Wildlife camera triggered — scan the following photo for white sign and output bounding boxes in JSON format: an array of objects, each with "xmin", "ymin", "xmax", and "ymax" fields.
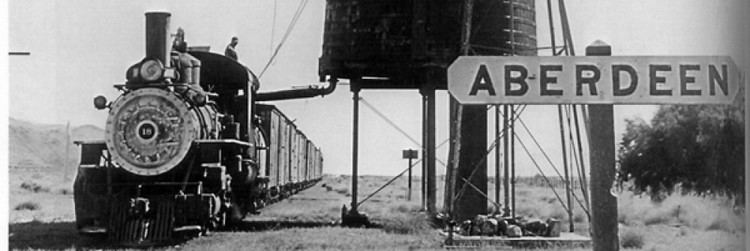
[{"xmin": 448, "ymin": 56, "xmax": 741, "ymax": 104}]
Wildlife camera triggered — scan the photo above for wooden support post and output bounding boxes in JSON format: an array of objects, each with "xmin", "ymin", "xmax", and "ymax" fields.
[
  {"xmin": 745, "ymin": 56, "xmax": 749, "ymax": 251},
  {"xmin": 408, "ymin": 157, "xmax": 413, "ymax": 201},
  {"xmin": 421, "ymin": 86, "xmax": 436, "ymax": 212},
  {"xmin": 503, "ymin": 104, "xmax": 510, "ymax": 216},
  {"xmin": 586, "ymin": 41, "xmax": 618, "ymax": 251},
  {"xmin": 422, "ymin": 92, "xmax": 428, "ymax": 210},
  {"xmin": 445, "ymin": 97, "xmax": 460, "ymax": 215},
  {"xmin": 426, "ymin": 87, "xmax": 436, "ymax": 213},
  {"xmin": 510, "ymin": 105, "xmax": 516, "ymax": 218},
  {"xmin": 495, "ymin": 106, "xmax": 501, "ymax": 212},
  {"xmin": 558, "ymin": 105, "xmax": 574, "ymax": 232},
  {"xmin": 351, "ymin": 87, "xmax": 360, "ymax": 212}
]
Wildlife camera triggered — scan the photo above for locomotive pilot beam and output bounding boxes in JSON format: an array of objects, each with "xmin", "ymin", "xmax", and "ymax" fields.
[{"xmin": 74, "ymin": 12, "xmax": 332, "ymax": 245}]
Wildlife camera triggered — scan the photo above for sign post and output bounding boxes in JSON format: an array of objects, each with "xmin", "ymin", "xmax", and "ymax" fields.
[
  {"xmin": 585, "ymin": 40, "xmax": 619, "ymax": 251},
  {"xmin": 447, "ymin": 40, "xmax": 743, "ymax": 251},
  {"xmin": 403, "ymin": 149, "xmax": 418, "ymax": 201}
]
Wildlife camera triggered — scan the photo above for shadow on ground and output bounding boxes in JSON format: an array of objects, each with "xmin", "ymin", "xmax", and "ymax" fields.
[
  {"xmin": 228, "ymin": 220, "xmax": 336, "ymax": 232},
  {"xmin": 9, "ymin": 221, "xmax": 111, "ymax": 250},
  {"xmin": 9, "ymin": 219, "xmax": 374, "ymax": 249}
]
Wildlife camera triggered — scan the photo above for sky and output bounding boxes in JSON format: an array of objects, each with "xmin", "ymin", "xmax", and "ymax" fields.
[{"xmin": 6, "ymin": 0, "xmax": 749, "ymax": 177}]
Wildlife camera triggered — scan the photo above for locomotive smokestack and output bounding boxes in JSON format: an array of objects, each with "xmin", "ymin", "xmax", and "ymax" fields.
[{"xmin": 145, "ymin": 12, "xmax": 171, "ymax": 67}]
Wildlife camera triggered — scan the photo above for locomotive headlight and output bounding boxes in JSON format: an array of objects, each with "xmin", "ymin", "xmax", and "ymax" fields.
[
  {"xmin": 139, "ymin": 59, "xmax": 164, "ymax": 82},
  {"xmin": 93, "ymin": 95, "xmax": 108, "ymax": 110}
]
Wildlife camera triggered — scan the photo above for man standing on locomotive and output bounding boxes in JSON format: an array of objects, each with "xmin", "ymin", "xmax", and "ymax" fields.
[{"xmin": 225, "ymin": 36, "xmax": 239, "ymax": 60}]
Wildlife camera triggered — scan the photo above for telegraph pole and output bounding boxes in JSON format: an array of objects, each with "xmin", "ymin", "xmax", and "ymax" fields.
[{"xmin": 64, "ymin": 121, "xmax": 71, "ymax": 181}]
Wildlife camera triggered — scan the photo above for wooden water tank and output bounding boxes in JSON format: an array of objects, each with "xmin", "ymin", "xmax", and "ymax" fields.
[{"xmin": 318, "ymin": 0, "xmax": 536, "ymax": 89}]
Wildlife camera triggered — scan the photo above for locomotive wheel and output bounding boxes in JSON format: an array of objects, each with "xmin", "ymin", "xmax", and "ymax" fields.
[
  {"xmin": 217, "ymin": 201, "xmax": 244, "ymax": 230},
  {"xmin": 228, "ymin": 203, "xmax": 244, "ymax": 224}
]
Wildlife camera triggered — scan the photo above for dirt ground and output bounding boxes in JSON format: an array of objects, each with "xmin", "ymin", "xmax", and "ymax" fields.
[{"xmin": 8, "ymin": 170, "xmax": 746, "ymax": 250}]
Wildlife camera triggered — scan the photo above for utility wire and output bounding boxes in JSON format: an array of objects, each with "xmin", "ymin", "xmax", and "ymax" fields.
[
  {"xmin": 356, "ymin": 157, "xmax": 423, "ymax": 207},
  {"xmin": 513, "ymin": 132, "xmax": 570, "ymax": 213},
  {"xmin": 460, "ymin": 177, "xmax": 502, "ymax": 210},
  {"xmin": 516, "ymin": 116, "xmax": 566, "ymax": 181},
  {"xmin": 359, "ymin": 98, "xmax": 421, "ymax": 147},
  {"xmin": 270, "ymin": 0, "xmax": 278, "ymax": 56},
  {"xmin": 359, "ymin": 97, "xmax": 449, "ymax": 167},
  {"xmin": 259, "ymin": 0, "xmax": 309, "ymax": 79}
]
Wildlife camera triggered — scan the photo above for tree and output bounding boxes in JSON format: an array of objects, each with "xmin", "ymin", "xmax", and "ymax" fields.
[{"xmin": 617, "ymin": 104, "xmax": 744, "ymax": 202}]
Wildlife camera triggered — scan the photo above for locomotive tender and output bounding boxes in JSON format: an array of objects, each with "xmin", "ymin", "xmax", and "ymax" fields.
[{"xmin": 74, "ymin": 12, "xmax": 335, "ymax": 244}]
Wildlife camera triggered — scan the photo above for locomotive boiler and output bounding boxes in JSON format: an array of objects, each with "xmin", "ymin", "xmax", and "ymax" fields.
[{"xmin": 74, "ymin": 12, "xmax": 335, "ymax": 244}]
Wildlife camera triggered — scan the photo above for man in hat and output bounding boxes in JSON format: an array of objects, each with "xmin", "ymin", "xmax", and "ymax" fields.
[{"xmin": 225, "ymin": 36, "xmax": 239, "ymax": 60}]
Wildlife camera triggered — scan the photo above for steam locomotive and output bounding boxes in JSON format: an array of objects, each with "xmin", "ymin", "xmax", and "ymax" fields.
[{"xmin": 73, "ymin": 12, "xmax": 336, "ymax": 244}]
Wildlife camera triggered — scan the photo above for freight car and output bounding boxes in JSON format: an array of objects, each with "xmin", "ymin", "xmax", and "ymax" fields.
[
  {"xmin": 257, "ymin": 104, "xmax": 324, "ymax": 201},
  {"xmin": 73, "ymin": 12, "xmax": 334, "ymax": 245}
]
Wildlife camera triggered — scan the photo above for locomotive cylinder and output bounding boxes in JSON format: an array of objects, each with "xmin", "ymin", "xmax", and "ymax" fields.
[{"xmin": 145, "ymin": 12, "xmax": 171, "ymax": 67}]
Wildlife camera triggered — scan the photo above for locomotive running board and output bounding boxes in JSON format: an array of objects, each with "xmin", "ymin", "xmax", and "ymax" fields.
[
  {"xmin": 194, "ymin": 139, "xmax": 253, "ymax": 147},
  {"xmin": 80, "ymin": 226, "xmax": 107, "ymax": 234},
  {"xmin": 173, "ymin": 225, "xmax": 202, "ymax": 232}
]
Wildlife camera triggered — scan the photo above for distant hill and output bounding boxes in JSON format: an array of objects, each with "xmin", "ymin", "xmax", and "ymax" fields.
[{"xmin": 9, "ymin": 118, "xmax": 104, "ymax": 171}]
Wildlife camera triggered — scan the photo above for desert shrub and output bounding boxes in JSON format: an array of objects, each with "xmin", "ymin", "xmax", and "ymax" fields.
[
  {"xmin": 59, "ymin": 188, "xmax": 71, "ymax": 195},
  {"xmin": 618, "ymin": 213, "xmax": 630, "ymax": 225},
  {"xmin": 15, "ymin": 201, "xmax": 40, "ymax": 211},
  {"xmin": 643, "ymin": 211, "xmax": 670, "ymax": 226},
  {"xmin": 620, "ymin": 229, "xmax": 644, "ymax": 249},
  {"xmin": 392, "ymin": 204, "xmax": 410, "ymax": 214},
  {"xmin": 334, "ymin": 187, "xmax": 349, "ymax": 195},
  {"xmin": 516, "ymin": 190, "xmax": 530, "ymax": 197},
  {"xmin": 549, "ymin": 207, "xmax": 567, "ymax": 220},
  {"xmin": 389, "ymin": 203, "xmax": 421, "ymax": 214},
  {"xmin": 545, "ymin": 197, "xmax": 557, "ymax": 204},
  {"xmin": 20, "ymin": 181, "xmax": 49, "ymax": 193},
  {"xmin": 679, "ymin": 227, "xmax": 689, "ymax": 236},
  {"xmin": 380, "ymin": 213, "xmax": 432, "ymax": 234},
  {"xmin": 618, "ymin": 187, "xmax": 746, "ymax": 232},
  {"xmin": 515, "ymin": 206, "xmax": 539, "ymax": 218},
  {"xmin": 706, "ymin": 217, "xmax": 731, "ymax": 231},
  {"xmin": 573, "ymin": 212, "xmax": 586, "ymax": 223}
]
